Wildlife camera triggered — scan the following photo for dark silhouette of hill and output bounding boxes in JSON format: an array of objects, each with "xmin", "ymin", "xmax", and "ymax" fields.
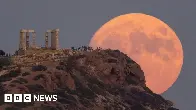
[{"xmin": 0, "ymin": 49, "xmax": 178, "ymax": 110}]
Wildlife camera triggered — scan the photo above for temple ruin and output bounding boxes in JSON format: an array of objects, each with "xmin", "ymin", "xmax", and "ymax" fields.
[
  {"xmin": 18, "ymin": 29, "xmax": 60, "ymax": 55},
  {"xmin": 19, "ymin": 29, "xmax": 36, "ymax": 50},
  {"xmin": 45, "ymin": 29, "xmax": 59, "ymax": 50}
]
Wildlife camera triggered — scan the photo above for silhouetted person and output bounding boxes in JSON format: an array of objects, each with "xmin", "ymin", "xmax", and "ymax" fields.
[
  {"xmin": 71, "ymin": 47, "xmax": 75, "ymax": 50},
  {"xmin": 78, "ymin": 47, "xmax": 81, "ymax": 50},
  {"xmin": 83, "ymin": 46, "xmax": 87, "ymax": 51},
  {"xmin": 87, "ymin": 46, "xmax": 93, "ymax": 51},
  {"xmin": 0, "ymin": 50, "xmax": 5, "ymax": 56}
]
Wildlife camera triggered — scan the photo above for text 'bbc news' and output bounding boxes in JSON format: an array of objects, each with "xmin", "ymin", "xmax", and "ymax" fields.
[{"xmin": 4, "ymin": 94, "xmax": 57, "ymax": 102}]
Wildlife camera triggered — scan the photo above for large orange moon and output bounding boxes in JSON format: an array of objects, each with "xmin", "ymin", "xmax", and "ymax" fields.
[{"xmin": 89, "ymin": 13, "xmax": 183, "ymax": 94}]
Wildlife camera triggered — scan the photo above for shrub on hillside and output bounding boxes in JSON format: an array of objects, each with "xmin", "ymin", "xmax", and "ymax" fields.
[
  {"xmin": 32, "ymin": 65, "xmax": 47, "ymax": 71},
  {"xmin": 22, "ymin": 72, "xmax": 31, "ymax": 76},
  {"xmin": 0, "ymin": 57, "xmax": 12, "ymax": 67},
  {"xmin": 0, "ymin": 50, "xmax": 5, "ymax": 56},
  {"xmin": 33, "ymin": 74, "xmax": 45, "ymax": 80},
  {"xmin": 0, "ymin": 70, "xmax": 20, "ymax": 82}
]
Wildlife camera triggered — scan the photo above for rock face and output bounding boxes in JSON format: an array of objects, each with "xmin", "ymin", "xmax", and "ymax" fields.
[{"xmin": 0, "ymin": 49, "xmax": 178, "ymax": 110}]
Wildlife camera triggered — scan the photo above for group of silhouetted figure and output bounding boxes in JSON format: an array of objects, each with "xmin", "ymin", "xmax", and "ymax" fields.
[{"xmin": 71, "ymin": 46, "xmax": 102, "ymax": 51}]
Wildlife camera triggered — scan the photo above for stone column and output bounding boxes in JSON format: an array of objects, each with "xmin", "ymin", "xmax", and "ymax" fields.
[
  {"xmin": 45, "ymin": 32, "xmax": 49, "ymax": 48},
  {"xmin": 51, "ymin": 29, "xmax": 59, "ymax": 50},
  {"xmin": 26, "ymin": 32, "xmax": 30, "ymax": 49},
  {"xmin": 19, "ymin": 29, "xmax": 26, "ymax": 50},
  {"xmin": 51, "ymin": 31, "xmax": 54, "ymax": 49},
  {"xmin": 32, "ymin": 32, "xmax": 36, "ymax": 48},
  {"xmin": 55, "ymin": 29, "xmax": 59, "ymax": 49}
]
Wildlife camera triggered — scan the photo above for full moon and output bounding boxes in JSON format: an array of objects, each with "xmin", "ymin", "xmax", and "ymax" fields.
[{"xmin": 89, "ymin": 13, "xmax": 183, "ymax": 94}]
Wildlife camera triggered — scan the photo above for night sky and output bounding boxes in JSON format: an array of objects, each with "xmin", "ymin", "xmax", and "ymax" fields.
[{"xmin": 0, "ymin": 1, "xmax": 195, "ymax": 109}]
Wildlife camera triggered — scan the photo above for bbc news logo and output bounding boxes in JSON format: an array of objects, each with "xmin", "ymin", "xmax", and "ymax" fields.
[{"xmin": 4, "ymin": 94, "xmax": 57, "ymax": 102}]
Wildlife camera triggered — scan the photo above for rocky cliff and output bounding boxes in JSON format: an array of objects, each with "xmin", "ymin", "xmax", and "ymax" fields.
[{"xmin": 0, "ymin": 49, "xmax": 178, "ymax": 110}]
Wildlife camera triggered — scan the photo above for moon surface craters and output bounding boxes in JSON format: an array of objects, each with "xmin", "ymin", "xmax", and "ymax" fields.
[
  {"xmin": 157, "ymin": 26, "xmax": 168, "ymax": 36},
  {"xmin": 129, "ymin": 31, "xmax": 176, "ymax": 62}
]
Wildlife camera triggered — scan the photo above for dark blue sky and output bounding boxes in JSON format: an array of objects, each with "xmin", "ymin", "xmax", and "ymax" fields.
[{"xmin": 0, "ymin": 0, "xmax": 195, "ymax": 109}]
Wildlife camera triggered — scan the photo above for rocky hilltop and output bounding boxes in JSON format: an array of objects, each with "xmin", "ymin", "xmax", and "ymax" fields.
[{"xmin": 0, "ymin": 49, "xmax": 178, "ymax": 110}]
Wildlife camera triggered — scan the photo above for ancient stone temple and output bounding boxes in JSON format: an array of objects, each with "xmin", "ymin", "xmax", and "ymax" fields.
[{"xmin": 18, "ymin": 28, "xmax": 60, "ymax": 55}]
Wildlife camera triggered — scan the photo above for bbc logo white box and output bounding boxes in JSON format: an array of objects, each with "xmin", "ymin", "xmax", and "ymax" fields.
[
  {"xmin": 4, "ymin": 94, "xmax": 12, "ymax": 102},
  {"xmin": 14, "ymin": 94, "xmax": 22, "ymax": 102},
  {"xmin": 23, "ymin": 94, "xmax": 31, "ymax": 102}
]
